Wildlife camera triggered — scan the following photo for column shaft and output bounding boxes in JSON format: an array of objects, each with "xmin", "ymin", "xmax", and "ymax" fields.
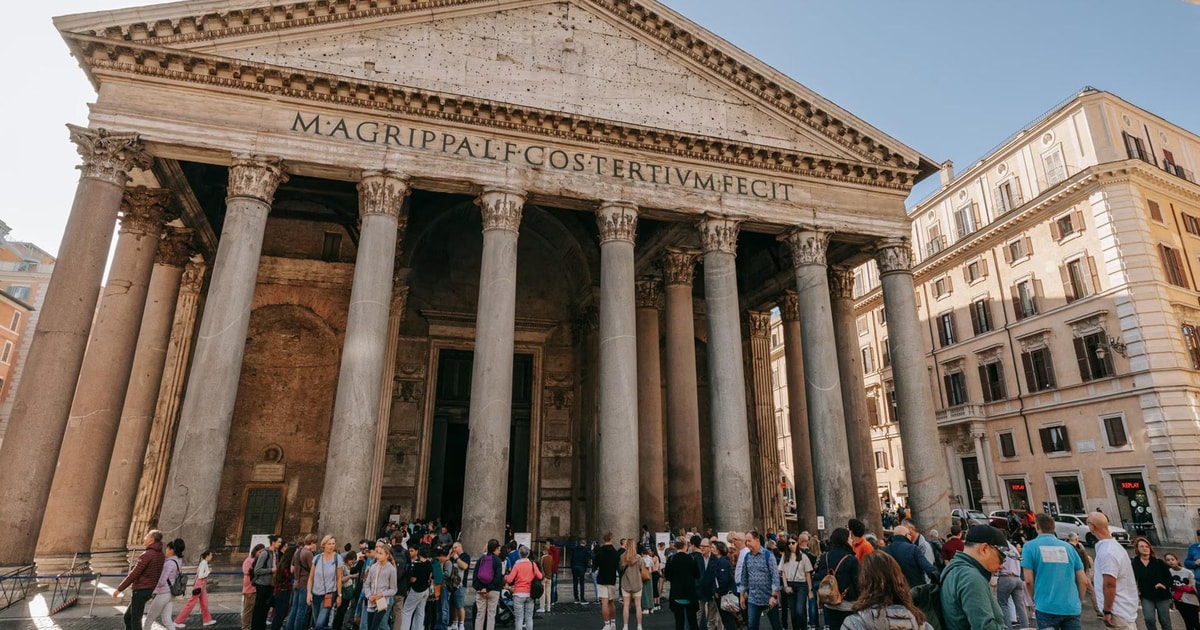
[
  {"xmin": 459, "ymin": 189, "xmax": 525, "ymax": 556},
  {"xmin": 127, "ymin": 262, "xmax": 205, "ymax": 549},
  {"xmin": 662, "ymin": 249, "xmax": 703, "ymax": 530},
  {"xmin": 780, "ymin": 293, "xmax": 817, "ymax": 532},
  {"xmin": 876, "ymin": 240, "xmax": 952, "ymax": 536},
  {"xmin": 91, "ymin": 229, "xmax": 192, "ymax": 566},
  {"xmin": 635, "ymin": 279, "xmax": 666, "ymax": 531},
  {"xmin": 785, "ymin": 229, "xmax": 855, "ymax": 531},
  {"xmin": 157, "ymin": 156, "xmax": 286, "ymax": 557},
  {"xmin": 747, "ymin": 311, "xmax": 785, "ymax": 532},
  {"xmin": 366, "ymin": 282, "xmax": 409, "ymax": 535},
  {"xmin": 699, "ymin": 217, "xmax": 753, "ymax": 530},
  {"xmin": 595, "ymin": 202, "xmax": 640, "ymax": 539},
  {"xmin": 0, "ymin": 127, "xmax": 150, "ymax": 565},
  {"xmin": 319, "ymin": 173, "xmax": 409, "ymax": 544},
  {"xmin": 829, "ymin": 267, "xmax": 884, "ymax": 535}
]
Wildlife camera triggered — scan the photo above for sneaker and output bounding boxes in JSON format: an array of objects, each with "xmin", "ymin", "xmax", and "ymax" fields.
[{"xmin": 203, "ymin": 622, "xmax": 217, "ymax": 627}]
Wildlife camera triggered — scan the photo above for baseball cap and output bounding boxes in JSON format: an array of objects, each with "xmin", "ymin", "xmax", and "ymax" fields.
[{"xmin": 964, "ymin": 525, "xmax": 1008, "ymax": 558}]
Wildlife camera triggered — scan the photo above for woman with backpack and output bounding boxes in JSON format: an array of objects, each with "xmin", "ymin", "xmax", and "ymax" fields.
[
  {"xmin": 145, "ymin": 538, "xmax": 185, "ymax": 630},
  {"xmin": 504, "ymin": 545, "xmax": 544, "ymax": 630},
  {"xmin": 814, "ymin": 528, "xmax": 859, "ymax": 630},
  {"xmin": 840, "ymin": 552, "xmax": 931, "ymax": 630}
]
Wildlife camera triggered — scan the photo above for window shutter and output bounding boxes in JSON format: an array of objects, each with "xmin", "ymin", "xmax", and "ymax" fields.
[
  {"xmin": 980, "ymin": 258, "xmax": 989, "ymax": 277},
  {"xmin": 1073, "ymin": 336, "xmax": 1091, "ymax": 382},
  {"xmin": 946, "ymin": 274, "xmax": 954, "ymax": 293},
  {"xmin": 915, "ymin": 290, "xmax": 922, "ymax": 308},
  {"xmin": 943, "ymin": 374, "xmax": 953, "ymax": 407},
  {"xmin": 971, "ymin": 202, "xmax": 982, "ymax": 229},
  {"xmin": 1060, "ymin": 264, "xmax": 1075, "ymax": 303},
  {"xmin": 1011, "ymin": 285, "xmax": 1023, "ymax": 321},
  {"xmin": 1003, "ymin": 243, "xmax": 1014, "ymax": 264},
  {"xmin": 969, "ymin": 301, "xmax": 981, "ymax": 335},
  {"xmin": 993, "ymin": 186, "xmax": 1005, "ymax": 214},
  {"xmin": 1087, "ymin": 256, "xmax": 1101, "ymax": 295},
  {"xmin": 1012, "ymin": 177, "xmax": 1022, "ymax": 205},
  {"xmin": 995, "ymin": 362, "xmax": 1007, "ymax": 399},
  {"xmin": 1023, "ymin": 235, "xmax": 1034, "ymax": 257},
  {"xmin": 1148, "ymin": 199, "xmax": 1163, "ymax": 222},
  {"xmin": 1050, "ymin": 217, "xmax": 1062, "ymax": 241},
  {"xmin": 1074, "ymin": 209, "xmax": 1086, "ymax": 232},
  {"xmin": 978, "ymin": 365, "xmax": 992, "ymax": 403},
  {"xmin": 1102, "ymin": 340, "xmax": 1116, "ymax": 376},
  {"xmin": 1033, "ymin": 278, "xmax": 1045, "ymax": 314},
  {"xmin": 1022, "ymin": 351, "xmax": 1036, "ymax": 392},
  {"xmin": 954, "ymin": 210, "xmax": 967, "ymax": 239},
  {"xmin": 963, "ymin": 265, "xmax": 970, "ymax": 283}
]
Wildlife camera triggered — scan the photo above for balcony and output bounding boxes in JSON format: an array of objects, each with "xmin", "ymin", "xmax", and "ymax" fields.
[
  {"xmin": 936, "ymin": 403, "xmax": 986, "ymax": 427},
  {"xmin": 1163, "ymin": 161, "xmax": 1196, "ymax": 184},
  {"xmin": 925, "ymin": 235, "xmax": 947, "ymax": 258}
]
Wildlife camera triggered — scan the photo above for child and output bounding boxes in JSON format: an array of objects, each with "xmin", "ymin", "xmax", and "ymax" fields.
[{"xmin": 1167, "ymin": 553, "xmax": 1200, "ymax": 630}]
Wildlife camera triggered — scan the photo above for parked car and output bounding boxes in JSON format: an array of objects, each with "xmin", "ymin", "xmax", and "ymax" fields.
[
  {"xmin": 1053, "ymin": 513, "xmax": 1131, "ymax": 547},
  {"xmin": 951, "ymin": 508, "xmax": 989, "ymax": 528},
  {"xmin": 988, "ymin": 510, "xmax": 1009, "ymax": 529},
  {"xmin": 986, "ymin": 509, "xmax": 1036, "ymax": 538}
]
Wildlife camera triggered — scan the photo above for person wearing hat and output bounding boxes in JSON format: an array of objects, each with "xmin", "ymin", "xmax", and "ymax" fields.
[{"xmin": 939, "ymin": 525, "xmax": 1008, "ymax": 630}]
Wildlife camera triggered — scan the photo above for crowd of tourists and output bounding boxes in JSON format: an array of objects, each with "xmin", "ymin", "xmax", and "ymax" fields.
[{"xmin": 115, "ymin": 513, "xmax": 1200, "ymax": 630}]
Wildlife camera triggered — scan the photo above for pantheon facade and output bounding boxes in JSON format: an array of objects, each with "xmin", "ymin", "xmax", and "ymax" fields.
[{"xmin": 0, "ymin": 0, "xmax": 949, "ymax": 566}]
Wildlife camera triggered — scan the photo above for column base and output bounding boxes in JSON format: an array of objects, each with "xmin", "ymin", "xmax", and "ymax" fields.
[
  {"xmin": 88, "ymin": 549, "xmax": 133, "ymax": 575},
  {"xmin": 32, "ymin": 554, "xmax": 90, "ymax": 581}
]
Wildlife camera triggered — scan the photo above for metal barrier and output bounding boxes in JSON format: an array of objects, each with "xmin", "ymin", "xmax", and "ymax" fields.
[
  {"xmin": 0, "ymin": 564, "xmax": 35, "ymax": 612},
  {"xmin": 47, "ymin": 556, "xmax": 89, "ymax": 615}
]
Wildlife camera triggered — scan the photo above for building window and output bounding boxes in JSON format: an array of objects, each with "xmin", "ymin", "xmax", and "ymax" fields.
[
  {"xmin": 877, "ymin": 307, "xmax": 886, "ymax": 326},
  {"xmin": 1021, "ymin": 346, "xmax": 1056, "ymax": 392},
  {"xmin": 1124, "ymin": 131, "xmax": 1152, "ymax": 163},
  {"xmin": 861, "ymin": 346, "xmax": 875, "ymax": 375},
  {"xmin": 937, "ymin": 312, "xmax": 956, "ymax": 347},
  {"xmin": 1101, "ymin": 415, "xmax": 1129, "ymax": 449},
  {"xmin": 944, "ymin": 371, "xmax": 968, "ymax": 407},
  {"xmin": 1074, "ymin": 332, "xmax": 1115, "ymax": 382},
  {"xmin": 978, "ymin": 361, "xmax": 1007, "ymax": 402},
  {"xmin": 994, "ymin": 179, "xmax": 1022, "ymax": 214},
  {"xmin": 1183, "ymin": 324, "xmax": 1200, "ymax": 369},
  {"xmin": 1052, "ymin": 475, "xmax": 1085, "ymax": 513},
  {"xmin": 1014, "ymin": 280, "xmax": 1038, "ymax": 320},
  {"xmin": 1004, "ymin": 236, "xmax": 1032, "ymax": 264},
  {"xmin": 856, "ymin": 314, "xmax": 869, "ymax": 336},
  {"xmin": 1043, "ymin": 147, "xmax": 1067, "ymax": 186},
  {"xmin": 853, "ymin": 269, "xmax": 867, "ymax": 297},
  {"xmin": 867, "ymin": 396, "xmax": 881, "ymax": 427},
  {"xmin": 5, "ymin": 285, "xmax": 30, "ymax": 301},
  {"xmin": 1183, "ymin": 213, "xmax": 1200, "ymax": 237},
  {"xmin": 321, "ymin": 231, "xmax": 343, "ymax": 262},
  {"xmin": 884, "ymin": 381, "xmax": 897, "ymax": 423},
  {"xmin": 8, "ymin": 311, "xmax": 19, "ymax": 331},
  {"xmin": 1052, "ymin": 212, "xmax": 1080, "ymax": 240},
  {"xmin": 0, "ymin": 341, "xmax": 10, "ymax": 364},
  {"xmin": 875, "ymin": 450, "xmax": 888, "ymax": 470},
  {"xmin": 954, "ymin": 203, "xmax": 979, "ymax": 240},
  {"xmin": 882, "ymin": 338, "xmax": 891, "ymax": 368},
  {"xmin": 965, "ymin": 258, "xmax": 988, "ymax": 283},
  {"xmin": 970, "ymin": 299, "xmax": 993, "ymax": 335},
  {"xmin": 1062, "ymin": 257, "xmax": 1098, "ymax": 302},
  {"xmin": 933, "ymin": 275, "xmax": 953, "ymax": 299},
  {"xmin": 1147, "ymin": 199, "xmax": 1164, "ymax": 223},
  {"xmin": 997, "ymin": 431, "xmax": 1017, "ymax": 458},
  {"xmin": 1159, "ymin": 245, "xmax": 1190, "ymax": 288},
  {"xmin": 1039, "ymin": 425, "xmax": 1070, "ymax": 454},
  {"xmin": 926, "ymin": 223, "xmax": 945, "ymax": 257}
]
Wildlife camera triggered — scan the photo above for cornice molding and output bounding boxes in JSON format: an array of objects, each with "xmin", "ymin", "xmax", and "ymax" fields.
[
  {"xmin": 66, "ymin": 35, "xmax": 921, "ymax": 192},
  {"xmin": 65, "ymin": 0, "xmax": 923, "ymax": 175}
]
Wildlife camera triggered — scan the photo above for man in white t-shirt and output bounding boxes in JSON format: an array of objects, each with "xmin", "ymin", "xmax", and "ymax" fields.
[{"xmin": 1088, "ymin": 512, "xmax": 1138, "ymax": 629}]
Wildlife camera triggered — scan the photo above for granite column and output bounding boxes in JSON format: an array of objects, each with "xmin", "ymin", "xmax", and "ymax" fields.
[
  {"xmin": 661, "ymin": 248, "xmax": 703, "ymax": 530},
  {"xmin": 698, "ymin": 216, "xmax": 753, "ymax": 530},
  {"xmin": 319, "ymin": 172, "xmax": 410, "ymax": 544},
  {"xmin": 459, "ymin": 189, "xmax": 525, "ymax": 556},
  {"xmin": 829, "ymin": 266, "xmax": 884, "ymax": 535},
  {"xmin": 156, "ymin": 156, "xmax": 286, "ymax": 558},
  {"xmin": 366, "ymin": 281, "xmax": 410, "ymax": 535},
  {"xmin": 0, "ymin": 127, "xmax": 150, "ymax": 566},
  {"xmin": 91, "ymin": 227, "xmax": 194, "ymax": 569},
  {"xmin": 784, "ymin": 228, "xmax": 855, "ymax": 531},
  {"xmin": 779, "ymin": 291, "xmax": 817, "ymax": 532},
  {"xmin": 746, "ymin": 310, "xmax": 785, "ymax": 532},
  {"xmin": 635, "ymin": 278, "xmax": 666, "ymax": 531},
  {"xmin": 595, "ymin": 202, "xmax": 641, "ymax": 539},
  {"xmin": 875, "ymin": 239, "xmax": 951, "ymax": 535}
]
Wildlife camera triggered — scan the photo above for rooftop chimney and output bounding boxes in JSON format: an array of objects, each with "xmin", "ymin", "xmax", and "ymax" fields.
[{"xmin": 939, "ymin": 160, "xmax": 955, "ymax": 188}]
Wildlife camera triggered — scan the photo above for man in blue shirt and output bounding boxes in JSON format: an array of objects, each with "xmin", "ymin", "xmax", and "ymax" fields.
[
  {"xmin": 738, "ymin": 530, "xmax": 782, "ymax": 630},
  {"xmin": 1021, "ymin": 513, "xmax": 1087, "ymax": 630}
]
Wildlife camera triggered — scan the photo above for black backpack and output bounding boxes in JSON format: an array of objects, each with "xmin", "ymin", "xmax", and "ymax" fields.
[
  {"xmin": 910, "ymin": 563, "xmax": 956, "ymax": 630},
  {"xmin": 168, "ymin": 558, "xmax": 188, "ymax": 597}
]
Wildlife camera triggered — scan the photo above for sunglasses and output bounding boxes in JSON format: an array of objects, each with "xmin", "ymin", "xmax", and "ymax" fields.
[{"xmin": 989, "ymin": 543, "xmax": 1008, "ymax": 561}]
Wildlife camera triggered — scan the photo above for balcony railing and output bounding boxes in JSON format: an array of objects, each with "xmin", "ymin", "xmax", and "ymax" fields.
[
  {"xmin": 925, "ymin": 235, "xmax": 947, "ymax": 258},
  {"xmin": 0, "ymin": 261, "xmax": 40, "ymax": 273},
  {"xmin": 935, "ymin": 403, "xmax": 986, "ymax": 426},
  {"xmin": 1163, "ymin": 161, "xmax": 1196, "ymax": 184}
]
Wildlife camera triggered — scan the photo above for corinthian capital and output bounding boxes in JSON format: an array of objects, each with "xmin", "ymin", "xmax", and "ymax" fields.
[
  {"xmin": 828, "ymin": 265, "xmax": 855, "ymax": 300},
  {"xmin": 477, "ymin": 188, "xmax": 526, "ymax": 232},
  {"xmin": 156, "ymin": 226, "xmax": 195, "ymax": 268},
  {"xmin": 783, "ymin": 228, "xmax": 829, "ymax": 267},
  {"xmin": 119, "ymin": 187, "xmax": 172, "ymax": 236},
  {"xmin": 874, "ymin": 238, "xmax": 914, "ymax": 275},
  {"xmin": 68, "ymin": 125, "xmax": 152, "ymax": 186},
  {"xmin": 180, "ymin": 261, "xmax": 206, "ymax": 294},
  {"xmin": 635, "ymin": 277, "xmax": 663, "ymax": 310},
  {"xmin": 748, "ymin": 311, "xmax": 771, "ymax": 339},
  {"xmin": 661, "ymin": 247, "xmax": 699, "ymax": 286},
  {"xmin": 227, "ymin": 155, "xmax": 287, "ymax": 204},
  {"xmin": 697, "ymin": 215, "xmax": 741, "ymax": 255},
  {"xmin": 779, "ymin": 290, "xmax": 800, "ymax": 322},
  {"xmin": 596, "ymin": 202, "xmax": 638, "ymax": 244},
  {"xmin": 358, "ymin": 171, "xmax": 411, "ymax": 220}
]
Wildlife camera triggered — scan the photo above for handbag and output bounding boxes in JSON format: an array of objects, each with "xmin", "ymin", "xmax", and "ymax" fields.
[
  {"xmin": 191, "ymin": 587, "xmax": 202, "ymax": 596},
  {"xmin": 639, "ymin": 562, "xmax": 650, "ymax": 582},
  {"xmin": 719, "ymin": 592, "xmax": 740, "ymax": 613}
]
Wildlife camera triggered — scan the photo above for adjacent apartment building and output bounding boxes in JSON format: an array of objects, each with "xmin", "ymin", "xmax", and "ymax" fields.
[
  {"xmin": 852, "ymin": 88, "xmax": 1200, "ymax": 544},
  {"xmin": 0, "ymin": 220, "xmax": 54, "ymax": 445}
]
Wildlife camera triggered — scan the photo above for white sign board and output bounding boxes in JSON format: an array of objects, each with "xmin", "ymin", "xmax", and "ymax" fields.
[
  {"xmin": 717, "ymin": 532, "xmax": 729, "ymax": 544},
  {"xmin": 816, "ymin": 516, "xmax": 826, "ymax": 531},
  {"xmin": 515, "ymin": 533, "xmax": 532, "ymax": 551},
  {"xmin": 250, "ymin": 534, "xmax": 271, "ymax": 551},
  {"xmin": 655, "ymin": 533, "xmax": 672, "ymax": 548},
  {"xmin": 389, "ymin": 514, "xmax": 402, "ymax": 524}
]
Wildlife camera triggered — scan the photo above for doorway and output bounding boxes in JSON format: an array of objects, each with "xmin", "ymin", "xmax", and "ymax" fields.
[
  {"xmin": 1051, "ymin": 475, "xmax": 1084, "ymax": 514},
  {"xmin": 239, "ymin": 486, "xmax": 283, "ymax": 549},
  {"xmin": 426, "ymin": 349, "xmax": 534, "ymax": 532},
  {"xmin": 961, "ymin": 457, "xmax": 983, "ymax": 511}
]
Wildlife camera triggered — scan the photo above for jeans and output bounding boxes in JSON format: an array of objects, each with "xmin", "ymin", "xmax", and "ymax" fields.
[
  {"xmin": 1141, "ymin": 597, "xmax": 1174, "ymax": 630},
  {"xmin": 436, "ymin": 587, "xmax": 450, "ymax": 630},
  {"xmin": 572, "ymin": 568, "xmax": 587, "ymax": 603},
  {"xmin": 1033, "ymin": 611, "xmax": 1081, "ymax": 630},
  {"xmin": 745, "ymin": 602, "xmax": 782, "ymax": 630},
  {"xmin": 367, "ymin": 603, "xmax": 390, "ymax": 630},
  {"xmin": 474, "ymin": 591, "xmax": 499, "ymax": 630},
  {"xmin": 332, "ymin": 595, "xmax": 353, "ymax": 630},
  {"xmin": 512, "ymin": 594, "xmax": 534, "ymax": 630},
  {"xmin": 400, "ymin": 588, "xmax": 429, "ymax": 630},
  {"xmin": 785, "ymin": 583, "xmax": 807, "ymax": 630},
  {"xmin": 995, "ymin": 575, "xmax": 1028, "ymax": 628},
  {"xmin": 272, "ymin": 591, "xmax": 292, "ymax": 630},
  {"xmin": 144, "ymin": 591, "xmax": 176, "ymax": 630},
  {"xmin": 311, "ymin": 595, "xmax": 335, "ymax": 630},
  {"xmin": 287, "ymin": 588, "xmax": 310, "ymax": 630},
  {"xmin": 551, "ymin": 573, "xmax": 558, "ymax": 604}
]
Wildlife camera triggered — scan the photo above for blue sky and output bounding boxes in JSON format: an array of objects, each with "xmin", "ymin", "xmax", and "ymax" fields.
[{"xmin": 3, "ymin": 0, "xmax": 1198, "ymax": 254}]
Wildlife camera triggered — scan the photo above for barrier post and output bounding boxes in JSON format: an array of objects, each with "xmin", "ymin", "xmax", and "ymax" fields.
[{"xmin": 83, "ymin": 572, "xmax": 101, "ymax": 619}]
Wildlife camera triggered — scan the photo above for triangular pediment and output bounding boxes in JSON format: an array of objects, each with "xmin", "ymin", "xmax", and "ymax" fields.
[{"xmin": 56, "ymin": 0, "xmax": 936, "ymax": 180}]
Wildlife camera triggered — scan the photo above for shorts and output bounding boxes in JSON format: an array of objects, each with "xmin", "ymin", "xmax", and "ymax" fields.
[
  {"xmin": 452, "ymin": 587, "xmax": 466, "ymax": 608},
  {"xmin": 597, "ymin": 584, "xmax": 618, "ymax": 600}
]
